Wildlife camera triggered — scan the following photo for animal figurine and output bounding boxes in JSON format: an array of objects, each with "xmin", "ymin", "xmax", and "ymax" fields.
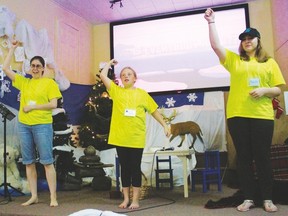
[
  {"xmin": 170, "ymin": 121, "xmax": 203, "ymax": 149},
  {"xmin": 160, "ymin": 109, "xmax": 204, "ymax": 149}
]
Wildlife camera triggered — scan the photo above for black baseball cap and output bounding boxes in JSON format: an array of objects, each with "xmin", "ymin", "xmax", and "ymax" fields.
[{"xmin": 239, "ymin": 28, "xmax": 261, "ymax": 40}]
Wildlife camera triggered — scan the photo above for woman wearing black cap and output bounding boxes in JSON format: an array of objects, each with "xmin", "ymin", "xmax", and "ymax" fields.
[{"xmin": 204, "ymin": 8, "xmax": 286, "ymax": 212}]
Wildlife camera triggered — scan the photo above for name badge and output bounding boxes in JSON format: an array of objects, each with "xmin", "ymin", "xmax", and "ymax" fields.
[
  {"xmin": 124, "ymin": 109, "xmax": 136, "ymax": 117},
  {"xmin": 28, "ymin": 100, "xmax": 36, "ymax": 106},
  {"xmin": 249, "ymin": 78, "xmax": 260, "ymax": 87}
]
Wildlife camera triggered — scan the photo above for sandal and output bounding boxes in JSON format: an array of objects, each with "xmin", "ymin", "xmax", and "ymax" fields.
[
  {"xmin": 264, "ymin": 200, "xmax": 278, "ymax": 212},
  {"xmin": 237, "ymin": 200, "xmax": 255, "ymax": 212}
]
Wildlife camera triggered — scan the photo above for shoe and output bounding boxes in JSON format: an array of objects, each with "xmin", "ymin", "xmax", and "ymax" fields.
[
  {"xmin": 264, "ymin": 200, "xmax": 278, "ymax": 212},
  {"xmin": 237, "ymin": 200, "xmax": 255, "ymax": 212}
]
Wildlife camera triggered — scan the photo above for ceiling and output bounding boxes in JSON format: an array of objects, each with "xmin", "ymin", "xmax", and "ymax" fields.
[{"xmin": 51, "ymin": 0, "xmax": 254, "ymax": 25}]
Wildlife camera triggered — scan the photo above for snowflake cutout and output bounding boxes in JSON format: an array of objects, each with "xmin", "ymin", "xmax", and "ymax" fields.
[
  {"xmin": 17, "ymin": 92, "xmax": 21, "ymax": 102},
  {"xmin": 0, "ymin": 80, "xmax": 11, "ymax": 98},
  {"xmin": 165, "ymin": 97, "xmax": 176, "ymax": 107},
  {"xmin": 187, "ymin": 93, "xmax": 197, "ymax": 103}
]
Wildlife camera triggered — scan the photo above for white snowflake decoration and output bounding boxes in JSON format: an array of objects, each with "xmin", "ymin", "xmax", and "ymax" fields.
[
  {"xmin": 0, "ymin": 79, "xmax": 11, "ymax": 98},
  {"xmin": 187, "ymin": 93, "xmax": 198, "ymax": 102},
  {"xmin": 165, "ymin": 97, "xmax": 176, "ymax": 107}
]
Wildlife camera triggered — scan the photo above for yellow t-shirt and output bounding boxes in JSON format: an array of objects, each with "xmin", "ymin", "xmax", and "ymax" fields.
[
  {"xmin": 222, "ymin": 49, "xmax": 286, "ymax": 120},
  {"xmin": 13, "ymin": 74, "xmax": 62, "ymax": 125},
  {"xmin": 108, "ymin": 82, "xmax": 158, "ymax": 148}
]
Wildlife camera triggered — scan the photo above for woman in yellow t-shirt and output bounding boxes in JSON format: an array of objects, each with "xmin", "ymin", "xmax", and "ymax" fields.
[
  {"xmin": 100, "ymin": 59, "xmax": 170, "ymax": 210},
  {"xmin": 204, "ymin": 8, "xmax": 286, "ymax": 213},
  {"xmin": 3, "ymin": 40, "xmax": 62, "ymax": 207}
]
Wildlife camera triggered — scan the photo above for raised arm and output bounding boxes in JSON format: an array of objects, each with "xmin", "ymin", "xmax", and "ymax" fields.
[
  {"xmin": 3, "ymin": 40, "xmax": 20, "ymax": 81},
  {"xmin": 204, "ymin": 8, "xmax": 226, "ymax": 63},
  {"xmin": 99, "ymin": 59, "xmax": 118, "ymax": 90}
]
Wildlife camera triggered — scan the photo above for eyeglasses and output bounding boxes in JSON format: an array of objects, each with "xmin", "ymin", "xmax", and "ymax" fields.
[{"xmin": 30, "ymin": 64, "xmax": 43, "ymax": 69}]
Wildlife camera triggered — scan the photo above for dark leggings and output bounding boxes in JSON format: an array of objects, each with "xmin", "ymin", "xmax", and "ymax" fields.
[
  {"xmin": 116, "ymin": 146, "xmax": 144, "ymax": 187},
  {"xmin": 227, "ymin": 117, "xmax": 274, "ymax": 200}
]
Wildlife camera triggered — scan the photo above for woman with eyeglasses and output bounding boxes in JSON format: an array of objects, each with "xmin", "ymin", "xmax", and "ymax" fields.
[
  {"xmin": 3, "ymin": 40, "xmax": 62, "ymax": 207},
  {"xmin": 204, "ymin": 8, "xmax": 286, "ymax": 213}
]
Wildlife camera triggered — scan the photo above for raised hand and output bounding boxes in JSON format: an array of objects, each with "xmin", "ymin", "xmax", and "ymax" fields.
[
  {"xmin": 109, "ymin": 59, "xmax": 118, "ymax": 66},
  {"xmin": 11, "ymin": 39, "xmax": 20, "ymax": 49},
  {"xmin": 204, "ymin": 8, "xmax": 215, "ymax": 22}
]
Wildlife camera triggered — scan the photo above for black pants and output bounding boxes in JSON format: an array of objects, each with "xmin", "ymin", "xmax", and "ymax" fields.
[
  {"xmin": 116, "ymin": 146, "xmax": 143, "ymax": 187},
  {"xmin": 227, "ymin": 117, "xmax": 274, "ymax": 200}
]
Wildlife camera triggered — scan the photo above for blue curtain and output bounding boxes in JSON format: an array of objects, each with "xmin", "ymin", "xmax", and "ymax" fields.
[{"xmin": 0, "ymin": 75, "xmax": 93, "ymax": 125}]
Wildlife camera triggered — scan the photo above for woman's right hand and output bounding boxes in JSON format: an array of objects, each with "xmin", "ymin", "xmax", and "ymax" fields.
[
  {"xmin": 204, "ymin": 8, "xmax": 215, "ymax": 23},
  {"xmin": 109, "ymin": 59, "xmax": 118, "ymax": 66},
  {"xmin": 11, "ymin": 39, "xmax": 20, "ymax": 49}
]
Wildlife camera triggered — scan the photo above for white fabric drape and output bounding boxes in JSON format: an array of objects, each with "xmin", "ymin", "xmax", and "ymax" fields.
[
  {"xmin": 0, "ymin": 6, "xmax": 16, "ymax": 39},
  {"xmin": 102, "ymin": 91, "xmax": 227, "ymax": 187},
  {"xmin": 15, "ymin": 20, "xmax": 55, "ymax": 65},
  {"xmin": 145, "ymin": 91, "xmax": 226, "ymax": 152}
]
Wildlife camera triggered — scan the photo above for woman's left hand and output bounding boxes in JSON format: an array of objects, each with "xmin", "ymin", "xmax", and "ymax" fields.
[
  {"xmin": 23, "ymin": 105, "xmax": 34, "ymax": 113},
  {"xmin": 249, "ymin": 88, "xmax": 266, "ymax": 98},
  {"xmin": 164, "ymin": 125, "xmax": 171, "ymax": 137}
]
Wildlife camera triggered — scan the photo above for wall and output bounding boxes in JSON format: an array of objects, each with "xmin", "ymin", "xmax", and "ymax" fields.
[
  {"xmin": 271, "ymin": 0, "xmax": 288, "ymax": 146},
  {"xmin": 272, "ymin": 0, "xmax": 288, "ymax": 82},
  {"xmin": 1, "ymin": 0, "xmax": 95, "ymax": 85},
  {"xmin": 93, "ymin": 24, "xmax": 110, "ymax": 76}
]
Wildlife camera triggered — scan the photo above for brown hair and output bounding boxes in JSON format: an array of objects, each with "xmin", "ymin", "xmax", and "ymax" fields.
[{"xmin": 238, "ymin": 38, "xmax": 270, "ymax": 63}]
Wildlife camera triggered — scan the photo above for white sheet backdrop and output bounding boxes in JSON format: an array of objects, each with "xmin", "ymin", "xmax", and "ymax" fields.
[{"xmin": 100, "ymin": 91, "xmax": 227, "ymax": 187}]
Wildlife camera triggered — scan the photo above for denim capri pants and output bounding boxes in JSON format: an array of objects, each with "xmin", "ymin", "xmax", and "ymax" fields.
[{"xmin": 18, "ymin": 122, "xmax": 54, "ymax": 165}]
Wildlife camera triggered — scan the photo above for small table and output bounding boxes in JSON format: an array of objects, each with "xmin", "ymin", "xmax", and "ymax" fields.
[
  {"xmin": 115, "ymin": 149, "xmax": 194, "ymax": 198},
  {"xmin": 143, "ymin": 149, "xmax": 194, "ymax": 198}
]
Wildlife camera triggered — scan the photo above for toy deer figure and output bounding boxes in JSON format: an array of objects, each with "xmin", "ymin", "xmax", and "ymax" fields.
[{"xmin": 160, "ymin": 109, "xmax": 204, "ymax": 149}]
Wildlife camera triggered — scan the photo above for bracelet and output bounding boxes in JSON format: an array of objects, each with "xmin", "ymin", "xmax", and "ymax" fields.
[{"xmin": 208, "ymin": 22, "xmax": 215, "ymax": 24}]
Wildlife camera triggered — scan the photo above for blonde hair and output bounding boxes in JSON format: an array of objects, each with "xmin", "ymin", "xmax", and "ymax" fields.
[{"xmin": 120, "ymin": 67, "xmax": 137, "ymax": 79}]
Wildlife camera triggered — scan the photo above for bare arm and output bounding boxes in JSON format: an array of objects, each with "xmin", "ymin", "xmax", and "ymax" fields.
[
  {"xmin": 204, "ymin": 8, "xmax": 226, "ymax": 63},
  {"xmin": 151, "ymin": 109, "xmax": 171, "ymax": 137},
  {"xmin": 249, "ymin": 86, "xmax": 283, "ymax": 99},
  {"xmin": 99, "ymin": 59, "xmax": 118, "ymax": 91},
  {"xmin": 3, "ymin": 40, "xmax": 20, "ymax": 81},
  {"xmin": 23, "ymin": 98, "xmax": 58, "ymax": 113}
]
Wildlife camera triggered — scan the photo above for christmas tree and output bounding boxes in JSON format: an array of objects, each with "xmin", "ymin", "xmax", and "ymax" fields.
[{"xmin": 78, "ymin": 67, "xmax": 118, "ymax": 151}]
